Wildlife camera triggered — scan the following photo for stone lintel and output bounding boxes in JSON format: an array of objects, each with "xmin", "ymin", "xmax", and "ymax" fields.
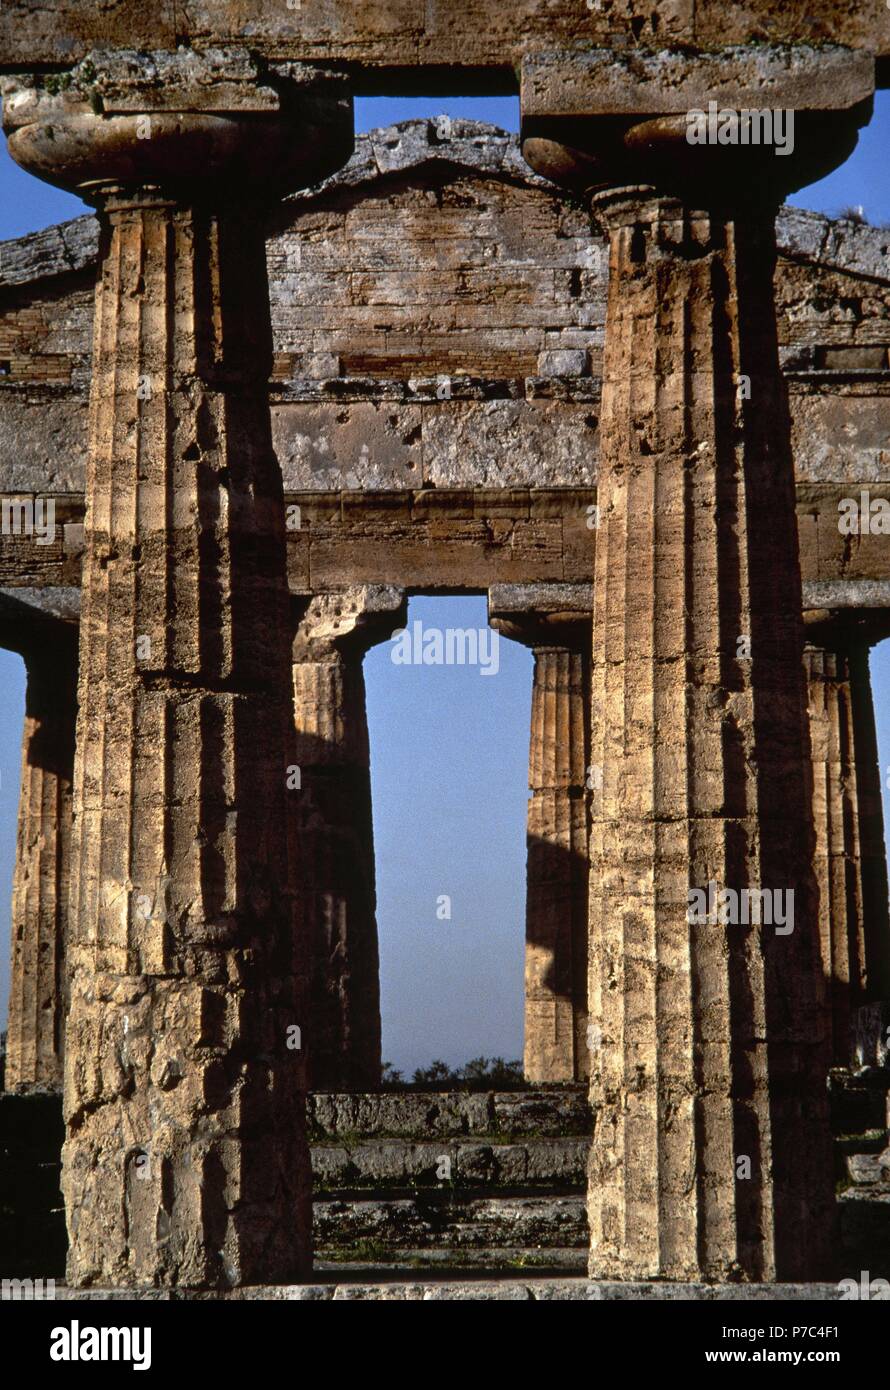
[
  {"xmin": 2, "ymin": 2, "xmax": 889, "ymax": 70},
  {"xmin": 521, "ymin": 45, "xmax": 876, "ymax": 120}
]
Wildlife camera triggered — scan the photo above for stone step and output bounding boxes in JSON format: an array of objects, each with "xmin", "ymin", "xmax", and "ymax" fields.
[
  {"xmin": 834, "ymin": 1131, "xmax": 887, "ymax": 1158},
  {"xmin": 846, "ymin": 1150, "xmax": 890, "ymax": 1186},
  {"xmin": 308, "ymin": 1088, "xmax": 591, "ymax": 1141},
  {"xmin": 315, "ymin": 1248, "xmax": 587, "ymax": 1273},
  {"xmin": 48, "ymin": 1278, "xmax": 851, "ymax": 1301},
  {"xmin": 312, "ymin": 1136, "xmax": 588, "ymax": 1191},
  {"xmin": 313, "ymin": 1194, "xmax": 588, "ymax": 1254}
]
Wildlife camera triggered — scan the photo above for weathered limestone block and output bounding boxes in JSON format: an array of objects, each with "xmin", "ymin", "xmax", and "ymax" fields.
[
  {"xmin": 292, "ymin": 586, "xmax": 406, "ymax": 1091},
  {"xmin": 804, "ymin": 615, "xmax": 890, "ymax": 1061},
  {"xmin": 274, "ymin": 402, "xmax": 424, "ymax": 491},
  {"xmin": 312, "ymin": 1135, "xmax": 589, "ymax": 1190},
  {"xmin": 5, "ymin": 628, "xmax": 77, "ymax": 1094},
  {"xmin": 313, "ymin": 1192, "xmax": 588, "ymax": 1253},
  {"xmin": 790, "ymin": 395, "xmax": 890, "ymax": 486},
  {"xmin": 2, "ymin": 50, "xmax": 352, "ymax": 1289},
  {"xmin": 423, "ymin": 400, "xmax": 599, "ymax": 489},
  {"xmin": 490, "ymin": 585, "xmax": 593, "ymax": 1084},
  {"xmin": 523, "ymin": 46, "xmax": 875, "ymax": 123},
  {"xmin": 0, "ymin": 395, "xmax": 89, "ymax": 493},
  {"xmin": 307, "ymin": 1086, "xmax": 591, "ymax": 1140}
]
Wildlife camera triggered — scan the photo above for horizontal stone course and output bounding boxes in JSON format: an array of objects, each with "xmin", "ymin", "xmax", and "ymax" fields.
[
  {"xmin": 1, "ymin": 2, "xmax": 887, "ymax": 66},
  {"xmin": 48, "ymin": 1279, "xmax": 854, "ymax": 1301},
  {"xmin": 307, "ymin": 1088, "xmax": 592, "ymax": 1139},
  {"xmin": 315, "ymin": 1248, "xmax": 586, "ymax": 1272},
  {"xmin": 314, "ymin": 1194, "xmax": 588, "ymax": 1250},
  {"xmin": 0, "ymin": 129, "xmax": 887, "ymax": 507},
  {"xmin": 312, "ymin": 1136, "xmax": 589, "ymax": 1190}
]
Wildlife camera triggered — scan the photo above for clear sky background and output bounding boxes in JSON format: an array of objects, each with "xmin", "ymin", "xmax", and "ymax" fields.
[{"xmin": 0, "ymin": 91, "xmax": 888, "ymax": 1073}]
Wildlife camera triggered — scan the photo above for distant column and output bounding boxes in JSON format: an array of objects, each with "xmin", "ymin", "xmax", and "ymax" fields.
[
  {"xmin": 292, "ymin": 587, "xmax": 406, "ymax": 1091},
  {"xmin": 804, "ymin": 613, "xmax": 890, "ymax": 1061},
  {"xmin": 5, "ymin": 627, "xmax": 78, "ymax": 1093},
  {"xmin": 489, "ymin": 585, "xmax": 592, "ymax": 1084}
]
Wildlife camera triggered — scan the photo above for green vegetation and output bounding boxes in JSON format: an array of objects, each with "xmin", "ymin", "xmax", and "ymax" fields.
[{"xmin": 381, "ymin": 1057, "xmax": 524, "ymax": 1091}]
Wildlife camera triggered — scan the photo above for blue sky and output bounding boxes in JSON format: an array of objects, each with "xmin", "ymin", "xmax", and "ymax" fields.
[{"xmin": 0, "ymin": 92, "xmax": 888, "ymax": 1072}]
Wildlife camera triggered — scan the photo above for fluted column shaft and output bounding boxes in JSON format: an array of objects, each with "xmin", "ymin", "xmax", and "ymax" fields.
[
  {"xmin": 525, "ymin": 645, "xmax": 590, "ymax": 1082},
  {"xmin": 1, "ymin": 51, "xmax": 353, "ymax": 1292},
  {"xmin": 805, "ymin": 619, "xmax": 890, "ymax": 1061},
  {"xmin": 849, "ymin": 645, "xmax": 890, "ymax": 1006},
  {"xmin": 291, "ymin": 589, "xmax": 404, "ymax": 1091},
  {"xmin": 5, "ymin": 635, "xmax": 77, "ymax": 1093},
  {"xmin": 588, "ymin": 192, "xmax": 834, "ymax": 1281},
  {"xmin": 63, "ymin": 196, "xmax": 308, "ymax": 1288}
]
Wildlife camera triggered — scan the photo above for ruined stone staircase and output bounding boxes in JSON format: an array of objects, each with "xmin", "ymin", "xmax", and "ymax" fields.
[
  {"xmin": 312, "ymin": 1076, "xmax": 890, "ymax": 1278},
  {"xmin": 309, "ymin": 1088, "xmax": 590, "ymax": 1274}
]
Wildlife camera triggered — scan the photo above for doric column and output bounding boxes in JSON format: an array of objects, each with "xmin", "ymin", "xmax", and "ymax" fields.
[
  {"xmin": 490, "ymin": 584, "xmax": 592, "ymax": 1084},
  {"xmin": 586, "ymin": 192, "xmax": 835, "ymax": 1282},
  {"xmin": 522, "ymin": 46, "xmax": 872, "ymax": 1281},
  {"xmin": 804, "ymin": 612, "xmax": 890, "ymax": 1062},
  {"xmin": 5, "ymin": 623, "xmax": 78, "ymax": 1094},
  {"xmin": 292, "ymin": 586, "xmax": 406, "ymax": 1092},
  {"xmin": 3, "ymin": 51, "xmax": 352, "ymax": 1288}
]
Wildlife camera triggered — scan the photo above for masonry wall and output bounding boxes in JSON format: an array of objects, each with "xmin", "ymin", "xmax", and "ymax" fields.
[
  {"xmin": 269, "ymin": 158, "xmax": 603, "ymax": 382},
  {"xmin": 0, "ymin": 127, "xmax": 888, "ymax": 532}
]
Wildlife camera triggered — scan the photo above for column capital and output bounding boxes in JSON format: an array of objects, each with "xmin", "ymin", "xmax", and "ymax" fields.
[
  {"xmin": 520, "ymin": 44, "xmax": 873, "ymax": 208},
  {"xmin": 488, "ymin": 583, "xmax": 592, "ymax": 649},
  {"xmin": 1, "ymin": 49, "xmax": 352, "ymax": 203},
  {"xmin": 292, "ymin": 586, "xmax": 407, "ymax": 663}
]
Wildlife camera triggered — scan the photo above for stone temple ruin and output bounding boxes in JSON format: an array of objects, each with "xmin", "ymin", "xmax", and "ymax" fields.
[{"xmin": 0, "ymin": 2, "xmax": 889, "ymax": 1297}]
